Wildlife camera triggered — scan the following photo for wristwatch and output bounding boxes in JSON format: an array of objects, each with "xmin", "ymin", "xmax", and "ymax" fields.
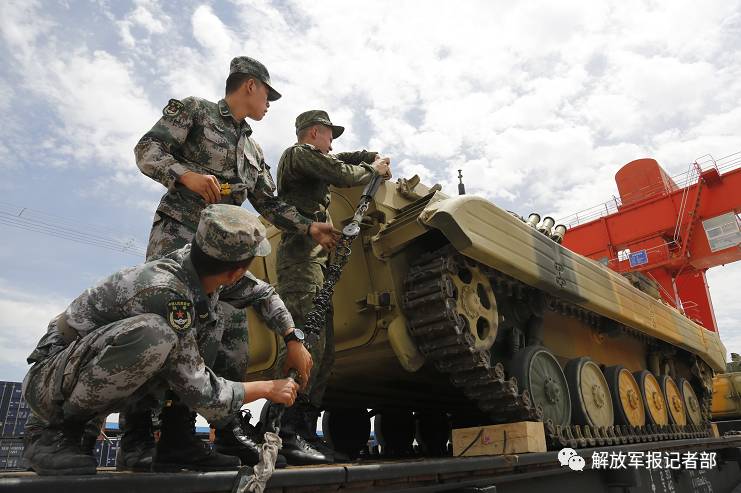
[{"xmin": 283, "ymin": 328, "xmax": 305, "ymax": 345}]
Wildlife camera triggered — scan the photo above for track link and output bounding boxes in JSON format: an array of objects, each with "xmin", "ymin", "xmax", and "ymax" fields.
[{"xmin": 401, "ymin": 247, "xmax": 710, "ymax": 450}]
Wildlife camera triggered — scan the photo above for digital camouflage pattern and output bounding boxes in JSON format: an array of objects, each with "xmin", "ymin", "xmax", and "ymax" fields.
[
  {"xmin": 135, "ymin": 96, "xmax": 312, "ymax": 236},
  {"xmin": 275, "ymin": 142, "xmax": 377, "ymax": 405},
  {"xmin": 23, "ymin": 243, "xmax": 294, "ymax": 424},
  {"xmin": 146, "ymin": 212, "xmax": 194, "ymax": 261},
  {"xmin": 196, "ymin": 204, "xmax": 271, "ymax": 261},
  {"xmin": 229, "ymin": 56, "xmax": 281, "ymax": 101}
]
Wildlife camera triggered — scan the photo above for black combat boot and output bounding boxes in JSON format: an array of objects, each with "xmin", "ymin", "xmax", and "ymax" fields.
[
  {"xmin": 80, "ymin": 430, "xmax": 99, "ymax": 457},
  {"xmin": 302, "ymin": 405, "xmax": 350, "ymax": 462},
  {"xmin": 152, "ymin": 402, "xmax": 240, "ymax": 472},
  {"xmin": 116, "ymin": 410, "xmax": 155, "ymax": 471},
  {"xmin": 26, "ymin": 420, "xmax": 98, "ymax": 476},
  {"xmin": 214, "ymin": 410, "xmax": 287, "ymax": 468},
  {"xmin": 277, "ymin": 404, "xmax": 330, "ymax": 466}
]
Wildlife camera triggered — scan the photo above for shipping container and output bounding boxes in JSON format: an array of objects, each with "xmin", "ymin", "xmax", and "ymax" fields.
[{"xmin": 0, "ymin": 382, "xmax": 32, "ymax": 439}]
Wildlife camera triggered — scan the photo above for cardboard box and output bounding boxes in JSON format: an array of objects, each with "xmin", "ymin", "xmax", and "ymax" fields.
[{"xmin": 452, "ymin": 421, "xmax": 546, "ymax": 456}]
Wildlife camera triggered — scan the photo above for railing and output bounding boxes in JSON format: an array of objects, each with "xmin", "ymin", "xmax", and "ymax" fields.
[{"xmin": 558, "ymin": 150, "xmax": 741, "ymax": 227}]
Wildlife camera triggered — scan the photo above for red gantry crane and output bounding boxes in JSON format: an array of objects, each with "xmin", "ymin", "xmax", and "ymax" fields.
[{"xmin": 561, "ymin": 152, "xmax": 741, "ymax": 332}]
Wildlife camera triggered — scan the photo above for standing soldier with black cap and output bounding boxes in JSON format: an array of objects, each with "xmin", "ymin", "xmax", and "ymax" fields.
[
  {"xmin": 126, "ymin": 57, "xmax": 337, "ymax": 471},
  {"xmin": 273, "ymin": 110, "xmax": 391, "ymax": 464}
]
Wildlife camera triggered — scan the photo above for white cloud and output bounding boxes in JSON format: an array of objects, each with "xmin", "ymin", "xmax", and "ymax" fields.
[
  {"xmin": 708, "ymin": 263, "xmax": 741, "ymax": 360},
  {"xmin": 117, "ymin": 0, "xmax": 171, "ymax": 49},
  {"xmin": 0, "ymin": 282, "xmax": 68, "ymax": 381},
  {"xmin": 192, "ymin": 5, "xmax": 235, "ymax": 57},
  {"xmin": 1, "ymin": 5, "xmax": 160, "ymax": 171},
  {"xmin": 1, "ymin": 0, "xmax": 740, "ymax": 374}
]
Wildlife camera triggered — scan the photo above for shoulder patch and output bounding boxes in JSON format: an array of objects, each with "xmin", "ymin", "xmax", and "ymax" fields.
[
  {"xmin": 163, "ymin": 98, "xmax": 184, "ymax": 117},
  {"xmin": 167, "ymin": 299, "xmax": 193, "ymax": 334}
]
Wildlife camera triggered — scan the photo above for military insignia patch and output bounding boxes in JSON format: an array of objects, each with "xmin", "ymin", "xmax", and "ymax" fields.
[
  {"xmin": 163, "ymin": 98, "xmax": 184, "ymax": 117},
  {"xmin": 167, "ymin": 300, "xmax": 193, "ymax": 333}
]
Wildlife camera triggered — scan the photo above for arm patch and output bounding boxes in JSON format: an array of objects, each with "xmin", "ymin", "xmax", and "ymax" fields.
[
  {"xmin": 167, "ymin": 299, "xmax": 193, "ymax": 334},
  {"xmin": 163, "ymin": 98, "xmax": 185, "ymax": 117}
]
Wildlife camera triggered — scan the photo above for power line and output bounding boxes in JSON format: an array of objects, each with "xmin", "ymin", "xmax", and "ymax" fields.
[{"xmin": 0, "ymin": 203, "xmax": 147, "ymax": 257}]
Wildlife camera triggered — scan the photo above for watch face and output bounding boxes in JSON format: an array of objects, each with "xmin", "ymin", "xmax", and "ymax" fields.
[{"xmin": 293, "ymin": 328, "xmax": 305, "ymax": 340}]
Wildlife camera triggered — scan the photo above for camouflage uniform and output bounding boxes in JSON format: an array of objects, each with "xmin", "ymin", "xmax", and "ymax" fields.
[
  {"xmin": 136, "ymin": 95, "xmax": 312, "ymax": 259},
  {"xmin": 275, "ymin": 110, "xmax": 378, "ymax": 407},
  {"xmin": 22, "ymin": 205, "xmax": 291, "ymax": 475},
  {"xmin": 23, "ymin": 207, "xmax": 291, "ymax": 426},
  {"xmin": 135, "ymin": 57, "xmax": 311, "ymax": 383},
  {"xmin": 727, "ymin": 353, "xmax": 741, "ymax": 373}
]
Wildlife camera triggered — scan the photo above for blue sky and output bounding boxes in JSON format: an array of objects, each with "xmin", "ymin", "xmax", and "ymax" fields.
[{"xmin": 1, "ymin": 1, "xmax": 740, "ymax": 426}]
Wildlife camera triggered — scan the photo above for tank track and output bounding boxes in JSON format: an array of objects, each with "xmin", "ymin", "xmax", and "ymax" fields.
[{"xmin": 401, "ymin": 246, "xmax": 710, "ymax": 450}]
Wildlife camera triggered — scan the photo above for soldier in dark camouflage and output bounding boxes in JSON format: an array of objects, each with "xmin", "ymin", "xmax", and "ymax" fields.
[
  {"xmin": 130, "ymin": 56, "xmax": 337, "ymax": 470},
  {"xmin": 22, "ymin": 205, "xmax": 311, "ymax": 476},
  {"xmin": 136, "ymin": 56, "xmax": 337, "ymax": 256},
  {"xmin": 274, "ymin": 110, "xmax": 391, "ymax": 464}
]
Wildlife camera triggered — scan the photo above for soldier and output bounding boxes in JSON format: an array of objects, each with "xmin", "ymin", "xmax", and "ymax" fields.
[
  {"xmin": 727, "ymin": 353, "xmax": 741, "ymax": 372},
  {"xmin": 131, "ymin": 56, "xmax": 337, "ymax": 470},
  {"xmin": 22, "ymin": 205, "xmax": 312, "ymax": 476},
  {"xmin": 274, "ymin": 110, "xmax": 391, "ymax": 464}
]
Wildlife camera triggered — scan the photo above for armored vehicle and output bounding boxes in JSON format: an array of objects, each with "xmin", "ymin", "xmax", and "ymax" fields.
[
  {"xmin": 711, "ymin": 354, "xmax": 741, "ymax": 422},
  {"xmin": 245, "ymin": 175, "xmax": 725, "ymax": 456}
]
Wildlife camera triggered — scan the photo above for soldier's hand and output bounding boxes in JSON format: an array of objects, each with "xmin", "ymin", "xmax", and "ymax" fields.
[
  {"xmin": 372, "ymin": 156, "xmax": 392, "ymax": 180},
  {"xmin": 284, "ymin": 339, "xmax": 313, "ymax": 390},
  {"xmin": 179, "ymin": 171, "xmax": 221, "ymax": 204},
  {"xmin": 267, "ymin": 378, "xmax": 299, "ymax": 406},
  {"xmin": 309, "ymin": 222, "xmax": 340, "ymax": 251}
]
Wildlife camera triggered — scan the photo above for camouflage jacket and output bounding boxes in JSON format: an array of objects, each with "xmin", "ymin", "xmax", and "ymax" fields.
[
  {"xmin": 275, "ymin": 144, "xmax": 377, "ymax": 276},
  {"xmin": 27, "ymin": 244, "xmax": 294, "ymax": 418},
  {"xmin": 135, "ymin": 97, "xmax": 313, "ymax": 234},
  {"xmin": 276, "ymin": 143, "xmax": 377, "ymax": 223}
]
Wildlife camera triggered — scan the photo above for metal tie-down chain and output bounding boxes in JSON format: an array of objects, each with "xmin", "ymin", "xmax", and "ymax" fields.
[{"xmin": 232, "ymin": 174, "xmax": 384, "ymax": 493}]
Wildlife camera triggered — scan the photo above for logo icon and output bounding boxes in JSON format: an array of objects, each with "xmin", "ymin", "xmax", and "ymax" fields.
[
  {"xmin": 167, "ymin": 299, "xmax": 193, "ymax": 333},
  {"xmin": 558, "ymin": 447, "xmax": 585, "ymax": 472}
]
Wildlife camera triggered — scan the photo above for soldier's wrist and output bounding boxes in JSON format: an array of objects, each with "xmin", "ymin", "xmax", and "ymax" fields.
[
  {"xmin": 170, "ymin": 164, "xmax": 191, "ymax": 182},
  {"xmin": 243, "ymin": 381, "xmax": 270, "ymax": 403}
]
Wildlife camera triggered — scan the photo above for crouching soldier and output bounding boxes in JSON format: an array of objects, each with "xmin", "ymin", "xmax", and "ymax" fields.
[{"xmin": 22, "ymin": 204, "xmax": 312, "ymax": 475}]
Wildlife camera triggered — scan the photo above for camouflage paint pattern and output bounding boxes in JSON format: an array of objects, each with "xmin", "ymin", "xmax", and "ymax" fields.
[
  {"xmin": 135, "ymin": 97, "xmax": 312, "ymax": 235},
  {"xmin": 712, "ymin": 371, "xmax": 741, "ymax": 418},
  {"xmin": 417, "ymin": 194, "xmax": 727, "ymax": 372},
  {"xmin": 275, "ymin": 143, "xmax": 376, "ymax": 403},
  {"xmin": 245, "ymin": 177, "xmax": 725, "ymax": 414},
  {"xmin": 23, "ymin": 243, "xmax": 293, "ymax": 423}
]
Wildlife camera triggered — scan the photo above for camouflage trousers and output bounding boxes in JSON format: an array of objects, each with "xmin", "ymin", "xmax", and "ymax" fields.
[
  {"xmin": 275, "ymin": 287, "xmax": 334, "ymax": 409},
  {"xmin": 146, "ymin": 212, "xmax": 196, "ymax": 262},
  {"xmin": 146, "ymin": 211, "xmax": 249, "ymax": 382},
  {"xmin": 24, "ymin": 411, "xmax": 104, "ymax": 443},
  {"xmin": 23, "ymin": 314, "xmax": 180, "ymax": 423}
]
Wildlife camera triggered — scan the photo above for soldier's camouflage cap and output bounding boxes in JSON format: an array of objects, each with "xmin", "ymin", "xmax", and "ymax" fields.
[
  {"xmin": 195, "ymin": 204, "xmax": 271, "ymax": 261},
  {"xmin": 295, "ymin": 110, "xmax": 345, "ymax": 139},
  {"xmin": 230, "ymin": 56, "xmax": 282, "ymax": 102}
]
